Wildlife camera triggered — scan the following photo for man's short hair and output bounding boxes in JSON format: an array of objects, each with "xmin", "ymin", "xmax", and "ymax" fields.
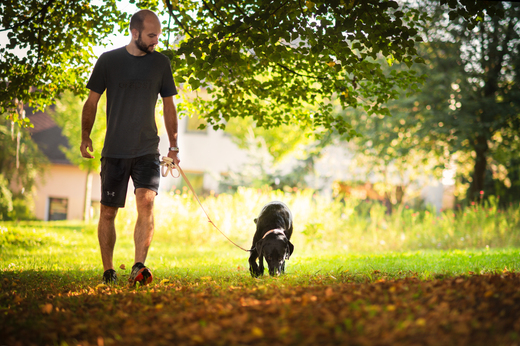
[{"xmin": 130, "ymin": 9, "xmax": 159, "ymax": 33}]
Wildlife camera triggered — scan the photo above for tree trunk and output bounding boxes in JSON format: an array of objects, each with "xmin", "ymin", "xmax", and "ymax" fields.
[
  {"xmin": 83, "ymin": 169, "xmax": 93, "ymax": 222},
  {"xmin": 468, "ymin": 135, "xmax": 488, "ymax": 202}
]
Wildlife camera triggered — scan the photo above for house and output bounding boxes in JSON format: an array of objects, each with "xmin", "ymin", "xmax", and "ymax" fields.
[
  {"xmin": 312, "ymin": 143, "xmax": 456, "ymax": 212},
  {"xmin": 158, "ymin": 107, "xmax": 249, "ymax": 195},
  {"xmin": 27, "ymin": 107, "xmax": 102, "ymax": 221}
]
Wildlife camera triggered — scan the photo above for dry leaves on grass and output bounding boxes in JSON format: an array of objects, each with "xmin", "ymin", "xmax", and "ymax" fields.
[{"xmin": 1, "ymin": 272, "xmax": 520, "ymax": 346}]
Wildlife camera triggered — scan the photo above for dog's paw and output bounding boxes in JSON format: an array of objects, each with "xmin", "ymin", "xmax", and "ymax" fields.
[{"xmin": 249, "ymin": 267, "xmax": 264, "ymax": 278}]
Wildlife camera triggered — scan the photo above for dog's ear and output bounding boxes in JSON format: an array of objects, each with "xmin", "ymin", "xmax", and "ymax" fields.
[
  {"xmin": 285, "ymin": 241, "xmax": 294, "ymax": 260},
  {"xmin": 255, "ymin": 239, "xmax": 264, "ymax": 256}
]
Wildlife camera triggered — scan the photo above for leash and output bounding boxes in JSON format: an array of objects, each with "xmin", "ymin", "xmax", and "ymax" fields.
[
  {"xmin": 262, "ymin": 228, "xmax": 284, "ymax": 239},
  {"xmin": 160, "ymin": 156, "xmax": 251, "ymax": 252}
]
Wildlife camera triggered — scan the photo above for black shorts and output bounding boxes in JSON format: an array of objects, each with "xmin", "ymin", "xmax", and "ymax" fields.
[{"xmin": 100, "ymin": 154, "xmax": 160, "ymax": 208}]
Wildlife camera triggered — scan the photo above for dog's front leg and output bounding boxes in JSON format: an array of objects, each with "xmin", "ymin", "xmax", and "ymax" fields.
[
  {"xmin": 258, "ymin": 254, "xmax": 265, "ymax": 276},
  {"xmin": 249, "ymin": 252, "xmax": 261, "ymax": 277}
]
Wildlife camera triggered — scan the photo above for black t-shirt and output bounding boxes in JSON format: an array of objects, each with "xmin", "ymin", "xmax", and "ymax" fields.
[{"xmin": 87, "ymin": 47, "xmax": 178, "ymax": 158}]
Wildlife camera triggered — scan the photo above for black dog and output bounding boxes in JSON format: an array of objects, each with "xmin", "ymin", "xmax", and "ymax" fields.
[{"xmin": 249, "ymin": 201, "xmax": 294, "ymax": 277}]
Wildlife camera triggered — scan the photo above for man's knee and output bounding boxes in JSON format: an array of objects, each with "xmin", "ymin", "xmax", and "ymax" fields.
[
  {"xmin": 100, "ymin": 205, "xmax": 118, "ymax": 220},
  {"xmin": 135, "ymin": 188, "xmax": 156, "ymax": 211}
]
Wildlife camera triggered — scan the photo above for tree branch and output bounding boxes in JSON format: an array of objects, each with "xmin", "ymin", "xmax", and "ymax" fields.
[
  {"xmin": 274, "ymin": 61, "xmax": 329, "ymax": 81},
  {"xmin": 231, "ymin": 0, "xmax": 248, "ymax": 16},
  {"xmin": 164, "ymin": 0, "xmax": 194, "ymax": 38},
  {"xmin": 202, "ymin": 0, "xmax": 227, "ymax": 26},
  {"xmin": 0, "ymin": 0, "xmax": 55, "ymax": 32},
  {"xmin": 35, "ymin": 1, "xmax": 50, "ymax": 68}
]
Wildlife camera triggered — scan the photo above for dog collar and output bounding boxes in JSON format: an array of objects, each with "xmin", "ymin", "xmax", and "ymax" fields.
[{"xmin": 262, "ymin": 228, "xmax": 284, "ymax": 239}]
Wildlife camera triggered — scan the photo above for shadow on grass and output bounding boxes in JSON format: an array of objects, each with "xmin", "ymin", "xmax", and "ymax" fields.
[{"xmin": 1, "ymin": 268, "xmax": 520, "ymax": 346}]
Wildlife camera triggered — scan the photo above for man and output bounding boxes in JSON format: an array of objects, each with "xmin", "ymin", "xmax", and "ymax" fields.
[{"xmin": 80, "ymin": 9, "xmax": 180, "ymax": 286}]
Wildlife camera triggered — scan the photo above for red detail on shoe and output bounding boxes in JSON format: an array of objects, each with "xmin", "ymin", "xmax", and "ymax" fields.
[{"xmin": 129, "ymin": 267, "xmax": 153, "ymax": 286}]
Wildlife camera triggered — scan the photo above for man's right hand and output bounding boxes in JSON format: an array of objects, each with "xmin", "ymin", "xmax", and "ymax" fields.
[
  {"xmin": 168, "ymin": 150, "xmax": 180, "ymax": 166},
  {"xmin": 80, "ymin": 138, "xmax": 94, "ymax": 159},
  {"xmin": 81, "ymin": 90, "xmax": 101, "ymax": 159}
]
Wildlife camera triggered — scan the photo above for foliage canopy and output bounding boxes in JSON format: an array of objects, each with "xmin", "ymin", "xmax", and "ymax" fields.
[
  {"xmin": 340, "ymin": 2, "xmax": 520, "ymax": 203},
  {"xmin": 0, "ymin": 0, "xmax": 506, "ymax": 209},
  {"xmin": 1, "ymin": 0, "xmax": 496, "ymax": 135},
  {"xmin": 0, "ymin": 0, "xmax": 124, "ymax": 125},
  {"xmin": 154, "ymin": 0, "xmax": 497, "ymax": 136},
  {"xmin": 161, "ymin": 0, "xmax": 426, "ymax": 136}
]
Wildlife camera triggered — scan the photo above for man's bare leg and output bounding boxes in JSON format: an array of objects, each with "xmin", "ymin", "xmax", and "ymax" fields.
[
  {"xmin": 98, "ymin": 204, "xmax": 118, "ymax": 271},
  {"xmin": 134, "ymin": 188, "xmax": 156, "ymax": 265}
]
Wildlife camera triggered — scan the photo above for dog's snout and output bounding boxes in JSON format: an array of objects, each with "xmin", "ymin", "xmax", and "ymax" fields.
[
  {"xmin": 267, "ymin": 260, "xmax": 285, "ymax": 276},
  {"xmin": 269, "ymin": 267, "xmax": 281, "ymax": 276}
]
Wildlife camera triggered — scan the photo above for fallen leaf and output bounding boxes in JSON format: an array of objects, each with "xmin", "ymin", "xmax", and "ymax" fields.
[
  {"xmin": 251, "ymin": 327, "xmax": 264, "ymax": 337},
  {"xmin": 41, "ymin": 303, "xmax": 53, "ymax": 314},
  {"xmin": 160, "ymin": 279, "xmax": 170, "ymax": 285},
  {"xmin": 119, "ymin": 264, "xmax": 126, "ymax": 270},
  {"xmin": 278, "ymin": 326, "xmax": 290, "ymax": 336},
  {"xmin": 325, "ymin": 287, "xmax": 334, "ymax": 297},
  {"xmin": 96, "ymin": 284, "xmax": 107, "ymax": 289},
  {"xmin": 191, "ymin": 335, "xmax": 203, "ymax": 343},
  {"xmin": 416, "ymin": 318, "xmax": 427, "ymax": 326}
]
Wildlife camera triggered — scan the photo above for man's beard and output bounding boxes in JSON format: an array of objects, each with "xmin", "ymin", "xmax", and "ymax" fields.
[{"xmin": 136, "ymin": 32, "xmax": 154, "ymax": 54}]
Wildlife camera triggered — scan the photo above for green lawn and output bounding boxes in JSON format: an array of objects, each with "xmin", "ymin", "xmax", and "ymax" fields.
[
  {"xmin": 1, "ymin": 219, "xmax": 519, "ymax": 286},
  {"xmin": 1, "ymin": 190, "xmax": 520, "ymax": 345}
]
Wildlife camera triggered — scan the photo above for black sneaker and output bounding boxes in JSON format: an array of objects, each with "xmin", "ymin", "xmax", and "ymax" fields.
[
  {"xmin": 128, "ymin": 262, "xmax": 153, "ymax": 286},
  {"xmin": 102, "ymin": 269, "xmax": 118, "ymax": 285}
]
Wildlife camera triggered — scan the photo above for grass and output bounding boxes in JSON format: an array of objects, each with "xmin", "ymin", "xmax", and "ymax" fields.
[
  {"xmin": 1, "ymin": 188, "xmax": 520, "ymax": 345},
  {"xmin": 1, "ymin": 187, "xmax": 519, "ymax": 283}
]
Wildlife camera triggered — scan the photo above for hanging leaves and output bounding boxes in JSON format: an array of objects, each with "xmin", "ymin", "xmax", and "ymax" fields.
[
  {"xmin": 159, "ymin": 0, "xmax": 495, "ymax": 136},
  {"xmin": 0, "ymin": 0, "xmax": 124, "ymax": 120}
]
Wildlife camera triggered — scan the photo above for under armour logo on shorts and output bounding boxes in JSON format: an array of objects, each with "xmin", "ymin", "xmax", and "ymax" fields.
[{"xmin": 106, "ymin": 191, "xmax": 116, "ymax": 197}]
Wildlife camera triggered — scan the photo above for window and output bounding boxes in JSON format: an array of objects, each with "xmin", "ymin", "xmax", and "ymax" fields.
[
  {"xmin": 48, "ymin": 197, "xmax": 68, "ymax": 221},
  {"xmin": 186, "ymin": 115, "xmax": 207, "ymax": 134}
]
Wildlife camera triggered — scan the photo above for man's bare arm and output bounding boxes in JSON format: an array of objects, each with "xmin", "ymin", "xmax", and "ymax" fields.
[
  {"xmin": 163, "ymin": 96, "xmax": 180, "ymax": 165},
  {"xmin": 80, "ymin": 90, "xmax": 102, "ymax": 159}
]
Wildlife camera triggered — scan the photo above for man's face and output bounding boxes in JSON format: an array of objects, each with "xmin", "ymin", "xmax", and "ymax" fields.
[{"xmin": 134, "ymin": 16, "xmax": 161, "ymax": 54}]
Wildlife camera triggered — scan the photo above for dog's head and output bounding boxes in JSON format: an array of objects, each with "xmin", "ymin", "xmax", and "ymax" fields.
[{"xmin": 255, "ymin": 230, "xmax": 294, "ymax": 276}]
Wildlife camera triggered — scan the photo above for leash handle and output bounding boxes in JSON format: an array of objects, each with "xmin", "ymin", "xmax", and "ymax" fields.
[
  {"xmin": 161, "ymin": 156, "xmax": 251, "ymax": 252},
  {"xmin": 160, "ymin": 157, "xmax": 180, "ymax": 178}
]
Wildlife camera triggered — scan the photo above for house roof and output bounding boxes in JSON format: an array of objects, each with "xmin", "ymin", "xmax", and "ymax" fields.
[{"xmin": 26, "ymin": 106, "xmax": 72, "ymax": 165}]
